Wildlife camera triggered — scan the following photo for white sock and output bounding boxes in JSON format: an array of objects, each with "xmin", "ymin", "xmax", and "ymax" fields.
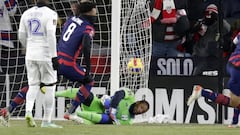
[
  {"xmin": 43, "ymin": 85, "xmax": 56, "ymax": 123},
  {"xmin": 25, "ymin": 85, "xmax": 39, "ymax": 114}
]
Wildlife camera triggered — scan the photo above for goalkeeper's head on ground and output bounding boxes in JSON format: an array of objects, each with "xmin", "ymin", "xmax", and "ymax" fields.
[{"xmin": 129, "ymin": 100, "xmax": 150, "ymax": 115}]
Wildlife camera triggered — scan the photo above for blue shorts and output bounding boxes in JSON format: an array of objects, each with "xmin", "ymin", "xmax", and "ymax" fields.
[
  {"xmin": 58, "ymin": 58, "xmax": 86, "ymax": 82},
  {"xmin": 226, "ymin": 63, "xmax": 240, "ymax": 96}
]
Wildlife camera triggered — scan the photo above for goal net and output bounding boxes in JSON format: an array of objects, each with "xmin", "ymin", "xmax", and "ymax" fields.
[
  {"xmin": 119, "ymin": 0, "xmax": 151, "ymax": 92},
  {"xmin": 0, "ymin": 0, "xmax": 151, "ymax": 119}
]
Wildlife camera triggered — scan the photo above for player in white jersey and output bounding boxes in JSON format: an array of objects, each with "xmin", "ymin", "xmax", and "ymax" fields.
[{"xmin": 18, "ymin": 0, "xmax": 61, "ymax": 128}]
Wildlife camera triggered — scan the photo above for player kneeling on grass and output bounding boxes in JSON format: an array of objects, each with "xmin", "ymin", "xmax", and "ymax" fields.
[
  {"xmin": 1, "ymin": 86, "xmax": 149, "ymax": 126},
  {"xmin": 67, "ymin": 87, "xmax": 149, "ymax": 125},
  {"xmin": 187, "ymin": 32, "xmax": 240, "ymax": 128}
]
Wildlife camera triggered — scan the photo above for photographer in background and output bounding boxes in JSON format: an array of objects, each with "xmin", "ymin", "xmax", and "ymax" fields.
[{"xmin": 191, "ymin": 4, "xmax": 230, "ymax": 76}]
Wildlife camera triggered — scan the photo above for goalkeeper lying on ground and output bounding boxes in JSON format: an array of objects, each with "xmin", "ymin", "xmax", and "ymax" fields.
[{"xmin": 0, "ymin": 86, "xmax": 149, "ymax": 126}]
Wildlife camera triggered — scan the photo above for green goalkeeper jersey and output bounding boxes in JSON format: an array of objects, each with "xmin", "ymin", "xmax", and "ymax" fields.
[{"xmin": 116, "ymin": 88, "xmax": 135, "ymax": 125}]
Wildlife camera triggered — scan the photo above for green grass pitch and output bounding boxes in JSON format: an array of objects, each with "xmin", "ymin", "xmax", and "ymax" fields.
[{"xmin": 0, "ymin": 120, "xmax": 239, "ymax": 135}]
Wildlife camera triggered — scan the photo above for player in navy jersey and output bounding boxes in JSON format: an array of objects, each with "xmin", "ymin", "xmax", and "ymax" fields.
[
  {"xmin": 187, "ymin": 32, "xmax": 240, "ymax": 127},
  {"xmin": 52, "ymin": 1, "xmax": 97, "ymax": 120}
]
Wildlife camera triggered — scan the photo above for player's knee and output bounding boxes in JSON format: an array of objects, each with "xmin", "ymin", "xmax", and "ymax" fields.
[
  {"xmin": 82, "ymin": 92, "xmax": 94, "ymax": 106},
  {"xmin": 82, "ymin": 74, "xmax": 94, "ymax": 85},
  {"xmin": 229, "ymin": 93, "xmax": 240, "ymax": 107},
  {"xmin": 230, "ymin": 99, "xmax": 239, "ymax": 107},
  {"xmin": 21, "ymin": 86, "xmax": 29, "ymax": 93}
]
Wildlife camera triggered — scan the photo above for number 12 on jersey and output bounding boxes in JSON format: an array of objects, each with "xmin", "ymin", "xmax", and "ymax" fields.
[{"xmin": 28, "ymin": 18, "xmax": 43, "ymax": 36}]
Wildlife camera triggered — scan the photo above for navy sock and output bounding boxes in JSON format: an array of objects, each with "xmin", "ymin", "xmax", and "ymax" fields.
[
  {"xmin": 232, "ymin": 108, "xmax": 240, "ymax": 125},
  {"xmin": 201, "ymin": 89, "xmax": 217, "ymax": 101},
  {"xmin": 8, "ymin": 86, "xmax": 28, "ymax": 113},
  {"xmin": 201, "ymin": 89, "xmax": 230, "ymax": 106}
]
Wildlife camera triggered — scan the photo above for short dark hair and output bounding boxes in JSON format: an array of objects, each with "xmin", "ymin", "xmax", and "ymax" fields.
[
  {"xmin": 37, "ymin": 0, "xmax": 49, "ymax": 3},
  {"xmin": 140, "ymin": 100, "xmax": 150, "ymax": 111},
  {"xmin": 78, "ymin": 1, "xmax": 96, "ymax": 14},
  {"xmin": 135, "ymin": 100, "xmax": 150, "ymax": 113}
]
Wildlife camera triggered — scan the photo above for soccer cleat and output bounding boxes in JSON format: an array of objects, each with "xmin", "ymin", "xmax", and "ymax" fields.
[
  {"xmin": 25, "ymin": 112, "xmax": 36, "ymax": 127},
  {"xmin": 0, "ymin": 108, "xmax": 10, "ymax": 127},
  {"xmin": 0, "ymin": 116, "xmax": 9, "ymax": 127},
  {"xmin": 64, "ymin": 103, "xmax": 78, "ymax": 120},
  {"xmin": 187, "ymin": 85, "xmax": 203, "ymax": 106},
  {"xmin": 228, "ymin": 124, "xmax": 239, "ymax": 128},
  {"xmin": 64, "ymin": 113, "xmax": 83, "ymax": 124},
  {"xmin": 69, "ymin": 115, "xmax": 84, "ymax": 124},
  {"xmin": 64, "ymin": 113, "xmax": 70, "ymax": 120},
  {"xmin": 41, "ymin": 122, "xmax": 63, "ymax": 128}
]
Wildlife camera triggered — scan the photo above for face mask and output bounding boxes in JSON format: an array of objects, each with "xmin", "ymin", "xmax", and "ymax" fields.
[
  {"xmin": 82, "ymin": 15, "xmax": 97, "ymax": 24},
  {"xmin": 204, "ymin": 12, "xmax": 218, "ymax": 26},
  {"xmin": 204, "ymin": 18, "xmax": 216, "ymax": 26}
]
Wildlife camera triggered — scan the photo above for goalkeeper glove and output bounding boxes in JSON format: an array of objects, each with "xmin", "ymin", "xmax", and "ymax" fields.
[
  {"xmin": 109, "ymin": 108, "xmax": 120, "ymax": 125},
  {"xmin": 100, "ymin": 95, "xmax": 111, "ymax": 113}
]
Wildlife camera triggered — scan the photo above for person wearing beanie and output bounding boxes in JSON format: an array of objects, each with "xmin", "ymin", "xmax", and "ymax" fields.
[
  {"xmin": 204, "ymin": 4, "xmax": 218, "ymax": 26},
  {"xmin": 191, "ymin": 4, "xmax": 231, "ymax": 76}
]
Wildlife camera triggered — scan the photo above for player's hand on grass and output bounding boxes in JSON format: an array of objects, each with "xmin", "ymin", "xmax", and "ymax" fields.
[{"xmin": 109, "ymin": 108, "xmax": 120, "ymax": 125}]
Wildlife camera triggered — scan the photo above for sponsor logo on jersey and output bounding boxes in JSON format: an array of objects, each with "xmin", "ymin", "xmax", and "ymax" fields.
[{"xmin": 53, "ymin": 19, "xmax": 57, "ymax": 25}]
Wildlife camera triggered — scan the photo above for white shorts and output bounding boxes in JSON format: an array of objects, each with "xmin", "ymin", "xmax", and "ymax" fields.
[{"xmin": 26, "ymin": 60, "xmax": 57, "ymax": 86}]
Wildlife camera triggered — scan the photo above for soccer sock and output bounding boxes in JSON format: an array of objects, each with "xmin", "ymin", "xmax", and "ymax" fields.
[
  {"xmin": 76, "ymin": 111, "xmax": 102, "ymax": 123},
  {"xmin": 55, "ymin": 88, "xmax": 78, "ymax": 99},
  {"xmin": 201, "ymin": 89, "xmax": 230, "ymax": 106},
  {"xmin": 68, "ymin": 90, "xmax": 82, "ymax": 114},
  {"xmin": 81, "ymin": 118, "xmax": 95, "ymax": 125},
  {"xmin": 8, "ymin": 86, "xmax": 28, "ymax": 113},
  {"xmin": 42, "ymin": 85, "xmax": 56, "ymax": 123},
  {"xmin": 232, "ymin": 108, "xmax": 240, "ymax": 125},
  {"xmin": 68, "ymin": 83, "xmax": 93, "ymax": 114},
  {"xmin": 25, "ymin": 85, "xmax": 39, "ymax": 113}
]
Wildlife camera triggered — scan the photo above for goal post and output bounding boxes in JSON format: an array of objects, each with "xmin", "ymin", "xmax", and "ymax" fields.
[{"xmin": 110, "ymin": 0, "xmax": 121, "ymax": 95}]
